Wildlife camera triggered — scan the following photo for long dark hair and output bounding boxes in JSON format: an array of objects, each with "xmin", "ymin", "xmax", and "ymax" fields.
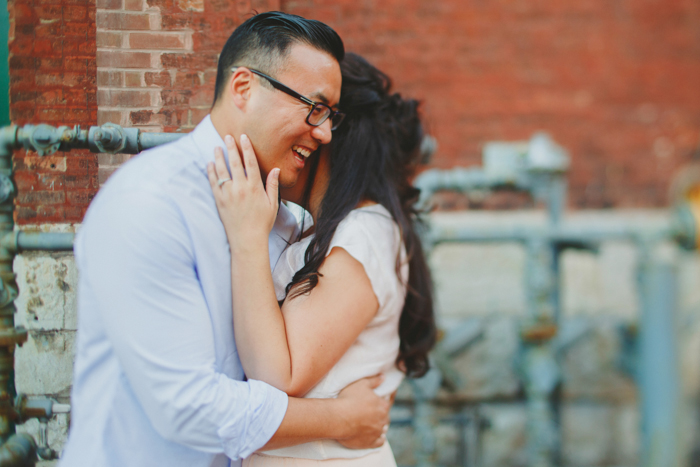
[{"xmin": 286, "ymin": 53, "xmax": 436, "ymax": 378}]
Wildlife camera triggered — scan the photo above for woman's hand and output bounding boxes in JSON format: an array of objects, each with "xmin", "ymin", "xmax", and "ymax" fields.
[{"xmin": 207, "ymin": 134, "xmax": 280, "ymax": 254}]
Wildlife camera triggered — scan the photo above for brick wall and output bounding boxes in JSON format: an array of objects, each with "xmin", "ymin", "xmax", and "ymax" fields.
[
  {"xmin": 9, "ymin": 0, "xmax": 98, "ymax": 225},
  {"xmin": 8, "ymin": 0, "xmax": 700, "ymax": 220},
  {"xmin": 283, "ymin": 0, "xmax": 700, "ymax": 209},
  {"xmin": 94, "ymin": 0, "xmax": 280, "ymax": 181}
]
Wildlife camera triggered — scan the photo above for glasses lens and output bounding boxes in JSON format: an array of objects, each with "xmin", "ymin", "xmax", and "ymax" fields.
[{"xmin": 307, "ymin": 104, "xmax": 331, "ymax": 126}]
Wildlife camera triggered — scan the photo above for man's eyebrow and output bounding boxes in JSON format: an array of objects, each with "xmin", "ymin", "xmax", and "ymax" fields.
[{"xmin": 309, "ymin": 91, "xmax": 337, "ymax": 108}]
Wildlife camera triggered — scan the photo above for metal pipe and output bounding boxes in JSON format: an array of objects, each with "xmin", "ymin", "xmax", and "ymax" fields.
[
  {"xmin": 0, "ymin": 123, "xmax": 184, "ymax": 157},
  {"xmin": 0, "ymin": 434, "xmax": 35, "ymax": 467},
  {"xmin": 15, "ymin": 233, "xmax": 74, "ymax": 252},
  {"xmin": 424, "ymin": 221, "xmax": 675, "ymax": 247},
  {"xmin": 637, "ymin": 256, "xmax": 683, "ymax": 467},
  {"xmin": 139, "ymin": 132, "xmax": 183, "ymax": 150},
  {"xmin": 0, "ymin": 126, "xmax": 25, "ymax": 451},
  {"xmin": 414, "ymin": 167, "xmax": 493, "ymax": 208}
]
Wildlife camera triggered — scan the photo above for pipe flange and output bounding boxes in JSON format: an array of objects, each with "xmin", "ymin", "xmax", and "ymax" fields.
[
  {"xmin": 26, "ymin": 124, "xmax": 69, "ymax": 157},
  {"xmin": 0, "ymin": 173, "xmax": 15, "ymax": 204},
  {"xmin": 90, "ymin": 123, "xmax": 127, "ymax": 154}
]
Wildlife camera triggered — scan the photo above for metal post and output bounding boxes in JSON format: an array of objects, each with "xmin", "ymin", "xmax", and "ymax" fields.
[
  {"xmin": 637, "ymin": 252, "xmax": 682, "ymax": 467},
  {"xmin": 520, "ymin": 238, "xmax": 560, "ymax": 467},
  {"xmin": 0, "ymin": 131, "xmax": 27, "ymax": 449}
]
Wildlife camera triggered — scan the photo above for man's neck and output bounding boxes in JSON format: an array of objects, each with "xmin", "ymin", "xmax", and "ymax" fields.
[{"xmin": 210, "ymin": 106, "xmax": 239, "ymax": 143}]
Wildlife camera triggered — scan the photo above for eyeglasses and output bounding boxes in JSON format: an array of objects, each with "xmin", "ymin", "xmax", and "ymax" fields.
[{"xmin": 231, "ymin": 67, "xmax": 345, "ymax": 130}]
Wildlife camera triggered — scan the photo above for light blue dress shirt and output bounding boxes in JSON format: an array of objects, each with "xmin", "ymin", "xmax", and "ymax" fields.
[{"xmin": 59, "ymin": 116, "xmax": 298, "ymax": 467}]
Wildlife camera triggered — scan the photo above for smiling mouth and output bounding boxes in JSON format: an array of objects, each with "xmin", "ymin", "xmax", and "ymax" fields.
[{"xmin": 292, "ymin": 145, "xmax": 312, "ymax": 159}]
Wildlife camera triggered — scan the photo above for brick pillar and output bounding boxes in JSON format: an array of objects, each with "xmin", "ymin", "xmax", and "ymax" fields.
[
  {"xmin": 95, "ymin": 0, "xmax": 279, "ymax": 183},
  {"xmin": 96, "ymin": 0, "xmax": 193, "ymax": 182}
]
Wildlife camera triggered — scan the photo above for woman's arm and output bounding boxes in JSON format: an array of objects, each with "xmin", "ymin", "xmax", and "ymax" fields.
[
  {"xmin": 233, "ymin": 243, "xmax": 378, "ymax": 396},
  {"xmin": 208, "ymin": 135, "xmax": 379, "ymax": 397}
]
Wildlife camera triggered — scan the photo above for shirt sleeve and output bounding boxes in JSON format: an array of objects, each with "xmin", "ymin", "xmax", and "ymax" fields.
[{"xmin": 77, "ymin": 189, "xmax": 288, "ymax": 459}]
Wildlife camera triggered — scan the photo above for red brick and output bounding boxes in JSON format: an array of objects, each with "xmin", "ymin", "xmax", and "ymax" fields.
[
  {"xmin": 96, "ymin": 70, "xmax": 123, "ymax": 87},
  {"xmin": 13, "ymin": 171, "xmax": 39, "ymax": 191},
  {"xmin": 161, "ymin": 89, "xmax": 190, "ymax": 106},
  {"xmin": 173, "ymin": 71, "xmax": 199, "ymax": 87},
  {"xmin": 37, "ymin": 90, "xmax": 65, "ymax": 106},
  {"xmin": 160, "ymin": 52, "xmax": 218, "ymax": 70},
  {"xmin": 124, "ymin": 71, "xmax": 143, "ymax": 87},
  {"xmin": 36, "ymin": 205, "xmax": 65, "ymax": 221},
  {"xmin": 16, "ymin": 191, "xmax": 65, "ymax": 205},
  {"xmin": 15, "ymin": 206, "xmax": 38, "ymax": 222},
  {"xmin": 96, "ymin": 11, "xmax": 151, "ymax": 30},
  {"xmin": 124, "ymin": 0, "xmax": 144, "ymax": 10},
  {"xmin": 34, "ymin": 5, "xmax": 63, "ymax": 24},
  {"xmin": 144, "ymin": 71, "xmax": 171, "ymax": 87},
  {"xmin": 97, "ymin": 109, "xmax": 124, "ymax": 125},
  {"xmin": 98, "ymin": 166, "xmax": 118, "ymax": 184},
  {"xmin": 97, "ymin": 50, "xmax": 152, "ymax": 68},
  {"xmin": 129, "ymin": 32, "xmax": 186, "ymax": 50},
  {"xmin": 66, "ymin": 189, "xmax": 94, "ymax": 204},
  {"xmin": 64, "ymin": 21, "xmax": 92, "ymax": 36},
  {"xmin": 98, "ymin": 89, "xmax": 154, "ymax": 107},
  {"xmin": 64, "ymin": 5, "xmax": 88, "ymax": 21},
  {"xmin": 12, "ymin": 4, "xmax": 37, "ymax": 24},
  {"xmin": 19, "ymin": 156, "xmax": 68, "ymax": 172},
  {"xmin": 36, "ymin": 173, "xmax": 66, "ymax": 191},
  {"xmin": 129, "ymin": 109, "xmax": 153, "ymax": 124},
  {"xmin": 96, "ymin": 31, "xmax": 123, "ymax": 48},
  {"xmin": 96, "ymin": 0, "xmax": 122, "ymax": 9}
]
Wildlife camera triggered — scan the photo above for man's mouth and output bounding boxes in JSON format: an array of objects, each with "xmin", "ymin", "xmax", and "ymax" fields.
[
  {"xmin": 292, "ymin": 145, "xmax": 313, "ymax": 165},
  {"xmin": 292, "ymin": 145, "xmax": 312, "ymax": 158}
]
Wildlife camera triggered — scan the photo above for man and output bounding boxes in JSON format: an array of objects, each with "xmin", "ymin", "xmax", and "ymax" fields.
[{"xmin": 59, "ymin": 12, "xmax": 390, "ymax": 467}]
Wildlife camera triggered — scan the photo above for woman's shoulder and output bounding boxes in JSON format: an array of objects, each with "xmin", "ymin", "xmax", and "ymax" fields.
[{"xmin": 338, "ymin": 203, "xmax": 396, "ymax": 234}]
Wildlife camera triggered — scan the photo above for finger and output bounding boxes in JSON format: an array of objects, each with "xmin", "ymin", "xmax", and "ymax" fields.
[
  {"xmin": 224, "ymin": 134, "xmax": 246, "ymax": 185},
  {"xmin": 365, "ymin": 374, "xmax": 385, "ymax": 389},
  {"xmin": 266, "ymin": 168, "xmax": 280, "ymax": 208},
  {"xmin": 240, "ymin": 134, "xmax": 262, "ymax": 184},
  {"xmin": 214, "ymin": 145, "xmax": 232, "ymax": 186}
]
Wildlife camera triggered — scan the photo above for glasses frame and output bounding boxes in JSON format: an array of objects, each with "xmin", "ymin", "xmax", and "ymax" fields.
[{"xmin": 231, "ymin": 67, "xmax": 345, "ymax": 130}]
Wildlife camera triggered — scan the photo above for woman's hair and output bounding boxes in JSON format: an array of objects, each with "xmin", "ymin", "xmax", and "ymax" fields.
[{"xmin": 286, "ymin": 52, "xmax": 436, "ymax": 378}]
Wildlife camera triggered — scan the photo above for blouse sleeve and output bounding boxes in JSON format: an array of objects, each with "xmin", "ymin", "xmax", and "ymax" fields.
[{"xmin": 325, "ymin": 208, "xmax": 406, "ymax": 311}]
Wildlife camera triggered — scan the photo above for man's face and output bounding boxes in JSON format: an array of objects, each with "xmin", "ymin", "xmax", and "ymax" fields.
[{"xmin": 242, "ymin": 43, "xmax": 342, "ymax": 188}]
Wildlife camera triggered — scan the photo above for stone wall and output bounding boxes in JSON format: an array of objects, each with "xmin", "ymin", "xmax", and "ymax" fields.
[{"xmin": 14, "ymin": 210, "xmax": 700, "ymax": 466}]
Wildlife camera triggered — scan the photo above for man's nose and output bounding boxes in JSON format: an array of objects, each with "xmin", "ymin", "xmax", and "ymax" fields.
[{"xmin": 311, "ymin": 118, "xmax": 333, "ymax": 144}]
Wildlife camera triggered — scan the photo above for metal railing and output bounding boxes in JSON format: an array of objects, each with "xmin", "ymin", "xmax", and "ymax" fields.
[{"xmin": 0, "ymin": 123, "xmax": 697, "ymax": 466}]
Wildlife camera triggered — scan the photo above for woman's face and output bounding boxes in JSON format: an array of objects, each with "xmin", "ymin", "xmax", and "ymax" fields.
[{"xmin": 280, "ymin": 146, "xmax": 331, "ymax": 214}]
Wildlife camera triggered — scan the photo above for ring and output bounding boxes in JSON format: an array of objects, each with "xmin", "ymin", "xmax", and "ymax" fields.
[{"xmin": 217, "ymin": 177, "xmax": 231, "ymax": 187}]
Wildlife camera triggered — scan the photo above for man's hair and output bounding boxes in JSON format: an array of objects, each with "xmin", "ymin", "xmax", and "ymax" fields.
[{"xmin": 212, "ymin": 11, "xmax": 345, "ymax": 106}]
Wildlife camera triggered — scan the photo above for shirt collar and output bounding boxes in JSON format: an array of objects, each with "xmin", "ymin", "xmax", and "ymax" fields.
[{"xmin": 190, "ymin": 114, "xmax": 231, "ymax": 166}]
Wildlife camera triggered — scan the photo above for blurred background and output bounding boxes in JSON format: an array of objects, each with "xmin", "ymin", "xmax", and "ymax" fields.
[{"xmin": 3, "ymin": 0, "xmax": 700, "ymax": 466}]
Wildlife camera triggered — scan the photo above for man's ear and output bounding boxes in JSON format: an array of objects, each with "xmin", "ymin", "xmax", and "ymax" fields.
[{"xmin": 229, "ymin": 68, "xmax": 254, "ymax": 109}]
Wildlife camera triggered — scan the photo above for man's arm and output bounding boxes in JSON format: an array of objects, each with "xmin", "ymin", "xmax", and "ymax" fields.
[
  {"xmin": 80, "ymin": 188, "xmax": 387, "ymax": 458},
  {"xmin": 80, "ymin": 189, "xmax": 286, "ymax": 459},
  {"xmin": 263, "ymin": 376, "xmax": 390, "ymax": 451}
]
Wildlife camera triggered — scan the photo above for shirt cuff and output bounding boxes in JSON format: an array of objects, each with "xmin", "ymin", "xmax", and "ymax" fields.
[{"xmin": 218, "ymin": 379, "xmax": 289, "ymax": 460}]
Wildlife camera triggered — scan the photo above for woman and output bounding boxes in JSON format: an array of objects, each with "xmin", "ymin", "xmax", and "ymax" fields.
[{"xmin": 209, "ymin": 53, "xmax": 436, "ymax": 465}]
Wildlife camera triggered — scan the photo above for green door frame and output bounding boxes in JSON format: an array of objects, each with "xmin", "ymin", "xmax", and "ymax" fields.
[{"xmin": 0, "ymin": 0, "xmax": 9, "ymax": 126}]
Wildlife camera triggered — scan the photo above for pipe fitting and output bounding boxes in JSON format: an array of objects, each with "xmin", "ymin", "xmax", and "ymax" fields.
[{"xmin": 0, "ymin": 434, "xmax": 36, "ymax": 467}]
